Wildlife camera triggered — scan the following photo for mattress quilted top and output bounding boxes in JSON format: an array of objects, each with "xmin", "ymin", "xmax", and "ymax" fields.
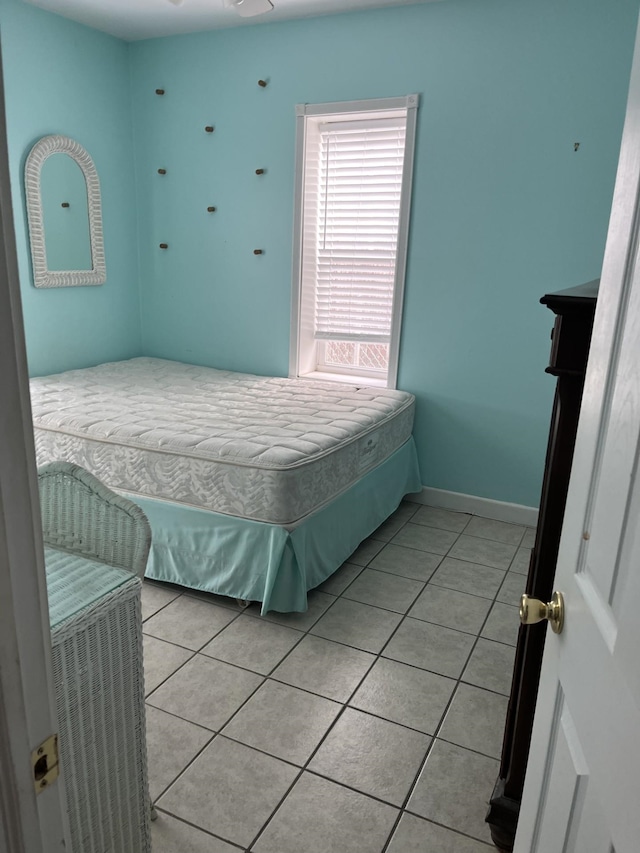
[{"xmin": 30, "ymin": 358, "xmax": 415, "ymax": 470}]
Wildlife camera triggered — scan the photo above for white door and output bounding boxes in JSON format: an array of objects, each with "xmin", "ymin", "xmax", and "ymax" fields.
[
  {"xmin": 0, "ymin": 48, "xmax": 67, "ymax": 853},
  {"xmin": 515, "ymin": 15, "xmax": 640, "ymax": 853}
]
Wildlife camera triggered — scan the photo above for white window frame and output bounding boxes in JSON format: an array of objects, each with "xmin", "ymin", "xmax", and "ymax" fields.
[{"xmin": 290, "ymin": 94, "xmax": 419, "ymax": 389}]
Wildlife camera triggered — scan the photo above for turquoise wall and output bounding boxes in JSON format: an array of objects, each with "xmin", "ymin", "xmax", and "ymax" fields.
[
  {"xmin": 40, "ymin": 153, "xmax": 92, "ymax": 271},
  {"xmin": 129, "ymin": 0, "xmax": 638, "ymax": 507},
  {"xmin": 2, "ymin": 0, "xmax": 637, "ymax": 506},
  {"xmin": 0, "ymin": 0, "xmax": 141, "ymax": 376}
]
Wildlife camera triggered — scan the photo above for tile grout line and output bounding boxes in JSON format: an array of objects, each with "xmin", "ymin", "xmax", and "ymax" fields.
[
  {"xmin": 153, "ymin": 804, "xmax": 246, "ymax": 850},
  {"xmin": 144, "ymin": 579, "xmax": 516, "ymax": 662},
  {"xmin": 173, "ymin": 514, "xmax": 518, "ymax": 845},
  {"xmin": 143, "ymin": 605, "xmax": 247, "ymax": 698},
  {"xmin": 248, "ymin": 511, "xmax": 501, "ymax": 850},
  {"xmin": 244, "ymin": 576, "xmax": 398, "ymax": 850},
  {"xmin": 381, "ymin": 534, "xmax": 524, "ymax": 853},
  {"xmin": 140, "ymin": 588, "xmax": 182, "ymax": 623},
  {"xmin": 146, "ymin": 511, "xmax": 531, "ymax": 851},
  {"xmin": 149, "ymin": 585, "xmax": 353, "ymax": 844},
  {"xmin": 375, "ymin": 513, "xmax": 520, "ymax": 850},
  {"xmin": 245, "ymin": 667, "xmax": 377, "ymax": 850},
  {"xmin": 147, "ymin": 547, "xmax": 518, "ymax": 711},
  {"xmin": 147, "ymin": 644, "xmax": 510, "ymax": 742},
  {"xmin": 148, "ymin": 613, "xmax": 316, "ymax": 810},
  {"xmin": 378, "ymin": 516, "xmax": 521, "ymax": 848},
  {"xmin": 244, "ymin": 521, "xmax": 435, "ymax": 850},
  {"xmin": 149, "ymin": 729, "xmax": 216, "ymax": 806}
]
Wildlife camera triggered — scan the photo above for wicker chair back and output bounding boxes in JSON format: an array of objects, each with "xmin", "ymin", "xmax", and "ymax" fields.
[{"xmin": 38, "ymin": 461, "xmax": 151, "ymax": 578}]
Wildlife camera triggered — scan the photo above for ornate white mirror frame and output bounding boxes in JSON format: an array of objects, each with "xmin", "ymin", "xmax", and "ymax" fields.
[{"xmin": 25, "ymin": 135, "xmax": 106, "ymax": 288}]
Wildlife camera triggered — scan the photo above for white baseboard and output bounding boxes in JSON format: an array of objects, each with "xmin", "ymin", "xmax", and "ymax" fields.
[{"xmin": 406, "ymin": 486, "xmax": 539, "ymax": 528}]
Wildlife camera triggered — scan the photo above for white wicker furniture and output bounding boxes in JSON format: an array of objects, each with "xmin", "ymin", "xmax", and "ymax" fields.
[
  {"xmin": 39, "ymin": 462, "xmax": 152, "ymax": 853},
  {"xmin": 25, "ymin": 135, "xmax": 106, "ymax": 288},
  {"xmin": 39, "ymin": 461, "xmax": 151, "ymax": 578}
]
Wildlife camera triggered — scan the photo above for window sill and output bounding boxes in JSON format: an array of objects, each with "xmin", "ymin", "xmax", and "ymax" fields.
[{"xmin": 299, "ymin": 370, "xmax": 389, "ymax": 388}]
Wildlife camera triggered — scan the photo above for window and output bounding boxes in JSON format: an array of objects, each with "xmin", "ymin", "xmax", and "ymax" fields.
[{"xmin": 290, "ymin": 95, "xmax": 418, "ymax": 388}]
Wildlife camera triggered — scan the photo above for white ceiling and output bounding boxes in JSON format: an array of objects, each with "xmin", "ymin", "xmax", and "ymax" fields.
[{"xmin": 23, "ymin": 0, "xmax": 441, "ymax": 42}]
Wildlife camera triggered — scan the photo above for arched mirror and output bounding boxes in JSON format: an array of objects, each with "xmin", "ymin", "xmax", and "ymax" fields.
[{"xmin": 25, "ymin": 135, "xmax": 106, "ymax": 287}]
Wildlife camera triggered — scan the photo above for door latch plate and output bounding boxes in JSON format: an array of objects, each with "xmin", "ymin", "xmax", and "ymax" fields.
[{"xmin": 31, "ymin": 734, "xmax": 59, "ymax": 793}]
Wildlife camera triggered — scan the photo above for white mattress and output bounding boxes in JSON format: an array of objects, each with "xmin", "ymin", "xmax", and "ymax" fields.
[{"xmin": 31, "ymin": 358, "xmax": 415, "ymax": 525}]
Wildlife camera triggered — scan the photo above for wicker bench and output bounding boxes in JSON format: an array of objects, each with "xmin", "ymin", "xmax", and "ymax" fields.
[{"xmin": 39, "ymin": 462, "xmax": 153, "ymax": 853}]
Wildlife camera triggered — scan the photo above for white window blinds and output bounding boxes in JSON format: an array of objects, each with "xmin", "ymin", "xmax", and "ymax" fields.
[{"xmin": 307, "ymin": 116, "xmax": 408, "ymax": 342}]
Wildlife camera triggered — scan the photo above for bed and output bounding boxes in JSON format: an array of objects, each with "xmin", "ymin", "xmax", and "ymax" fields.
[{"xmin": 30, "ymin": 357, "xmax": 421, "ymax": 612}]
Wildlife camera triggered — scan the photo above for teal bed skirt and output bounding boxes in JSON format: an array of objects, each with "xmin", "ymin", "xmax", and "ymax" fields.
[{"xmin": 124, "ymin": 438, "xmax": 421, "ymax": 614}]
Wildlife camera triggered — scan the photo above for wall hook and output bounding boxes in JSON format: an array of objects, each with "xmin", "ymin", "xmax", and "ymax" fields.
[
  {"xmin": 61, "ymin": 202, "xmax": 70, "ymax": 208},
  {"xmin": 253, "ymin": 249, "xmax": 263, "ymax": 255},
  {"xmin": 155, "ymin": 89, "xmax": 165, "ymax": 95},
  {"xmin": 205, "ymin": 126, "xmax": 215, "ymax": 133},
  {"xmin": 157, "ymin": 168, "xmax": 167, "ymax": 175},
  {"xmin": 207, "ymin": 206, "xmax": 217, "ymax": 212},
  {"xmin": 255, "ymin": 168, "xmax": 265, "ymax": 175},
  {"xmin": 574, "ymin": 142, "xmax": 580, "ymax": 152},
  {"xmin": 159, "ymin": 243, "xmax": 168, "ymax": 249},
  {"xmin": 258, "ymin": 79, "xmax": 268, "ymax": 88}
]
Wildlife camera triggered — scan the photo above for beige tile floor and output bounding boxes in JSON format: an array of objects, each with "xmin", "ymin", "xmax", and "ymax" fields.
[{"xmin": 142, "ymin": 502, "xmax": 531, "ymax": 852}]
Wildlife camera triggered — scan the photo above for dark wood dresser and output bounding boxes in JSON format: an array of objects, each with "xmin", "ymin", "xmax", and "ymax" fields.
[{"xmin": 486, "ymin": 280, "xmax": 599, "ymax": 851}]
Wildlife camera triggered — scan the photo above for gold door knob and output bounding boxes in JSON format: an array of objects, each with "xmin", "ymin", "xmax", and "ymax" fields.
[{"xmin": 520, "ymin": 591, "xmax": 565, "ymax": 634}]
